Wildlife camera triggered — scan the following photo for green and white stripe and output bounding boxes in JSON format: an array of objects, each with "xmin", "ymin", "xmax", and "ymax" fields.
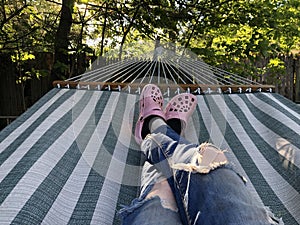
[{"xmin": 0, "ymin": 89, "xmax": 299, "ymax": 225}]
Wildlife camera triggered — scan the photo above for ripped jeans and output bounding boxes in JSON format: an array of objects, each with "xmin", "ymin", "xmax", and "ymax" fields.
[{"xmin": 119, "ymin": 125, "xmax": 282, "ymax": 225}]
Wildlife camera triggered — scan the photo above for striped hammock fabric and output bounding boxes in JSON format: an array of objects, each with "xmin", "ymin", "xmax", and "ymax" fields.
[{"xmin": 1, "ymin": 88, "xmax": 300, "ymax": 225}]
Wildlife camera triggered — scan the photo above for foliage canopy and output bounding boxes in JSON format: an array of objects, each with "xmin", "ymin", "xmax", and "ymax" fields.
[{"xmin": 0, "ymin": 0, "xmax": 299, "ymax": 81}]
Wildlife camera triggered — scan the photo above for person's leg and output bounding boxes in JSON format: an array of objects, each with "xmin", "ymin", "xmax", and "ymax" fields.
[
  {"xmin": 142, "ymin": 120, "xmax": 283, "ymax": 225},
  {"xmin": 120, "ymin": 85, "xmax": 193, "ymax": 225},
  {"xmin": 129, "ymin": 84, "xmax": 281, "ymax": 225},
  {"xmin": 119, "ymin": 161, "xmax": 182, "ymax": 225}
]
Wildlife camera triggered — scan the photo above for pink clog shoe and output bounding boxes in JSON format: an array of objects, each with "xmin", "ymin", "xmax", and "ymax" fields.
[
  {"xmin": 135, "ymin": 84, "xmax": 166, "ymax": 144},
  {"xmin": 165, "ymin": 93, "xmax": 197, "ymax": 134}
]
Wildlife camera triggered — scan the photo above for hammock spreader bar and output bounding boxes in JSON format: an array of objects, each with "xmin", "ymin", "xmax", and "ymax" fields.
[{"xmin": 53, "ymin": 80, "xmax": 274, "ymax": 95}]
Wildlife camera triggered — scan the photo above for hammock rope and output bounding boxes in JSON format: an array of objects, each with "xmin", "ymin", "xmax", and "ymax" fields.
[{"xmin": 54, "ymin": 47, "xmax": 274, "ymax": 94}]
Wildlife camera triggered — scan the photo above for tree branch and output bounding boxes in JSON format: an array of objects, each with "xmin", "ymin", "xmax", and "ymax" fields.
[
  {"xmin": 0, "ymin": 3, "xmax": 29, "ymax": 30},
  {"xmin": 45, "ymin": 0, "xmax": 62, "ymax": 6}
]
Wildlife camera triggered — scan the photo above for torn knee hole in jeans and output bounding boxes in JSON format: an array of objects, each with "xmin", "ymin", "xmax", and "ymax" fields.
[
  {"xmin": 171, "ymin": 142, "xmax": 228, "ymax": 174},
  {"xmin": 158, "ymin": 198, "xmax": 179, "ymax": 212},
  {"xmin": 145, "ymin": 180, "xmax": 179, "ymax": 212}
]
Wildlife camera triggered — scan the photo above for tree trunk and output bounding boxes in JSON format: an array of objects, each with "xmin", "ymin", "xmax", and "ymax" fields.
[
  {"xmin": 100, "ymin": 2, "xmax": 108, "ymax": 57},
  {"xmin": 51, "ymin": 0, "xmax": 75, "ymax": 82}
]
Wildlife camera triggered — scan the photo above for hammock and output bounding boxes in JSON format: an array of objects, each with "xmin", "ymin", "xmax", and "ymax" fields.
[{"xmin": 1, "ymin": 45, "xmax": 300, "ymax": 224}]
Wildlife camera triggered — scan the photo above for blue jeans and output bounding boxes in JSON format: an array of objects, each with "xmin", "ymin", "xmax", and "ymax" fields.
[{"xmin": 120, "ymin": 125, "xmax": 282, "ymax": 225}]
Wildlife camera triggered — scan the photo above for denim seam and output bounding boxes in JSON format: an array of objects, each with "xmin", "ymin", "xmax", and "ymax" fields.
[{"xmin": 173, "ymin": 170, "xmax": 193, "ymax": 225}]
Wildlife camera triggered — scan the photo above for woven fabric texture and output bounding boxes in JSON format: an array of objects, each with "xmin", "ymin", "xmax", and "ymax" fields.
[{"xmin": 1, "ymin": 88, "xmax": 300, "ymax": 225}]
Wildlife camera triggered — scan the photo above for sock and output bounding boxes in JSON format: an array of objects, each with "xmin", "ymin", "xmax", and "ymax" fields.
[
  {"xmin": 141, "ymin": 116, "xmax": 153, "ymax": 139},
  {"xmin": 141, "ymin": 116, "xmax": 165, "ymax": 139},
  {"xmin": 166, "ymin": 118, "xmax": 182, "ymax": 135}
]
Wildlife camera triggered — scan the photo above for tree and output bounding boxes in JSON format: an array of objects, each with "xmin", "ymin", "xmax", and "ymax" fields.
[
  {"xmin": 0, "ymin": 0, "xmax": 60, "ymax": 52},
  {"xmin": 52, "ymin": 0, "xmax": 75, "ymax": 81},
  {"xmin": 0, "ymin": 0, "xmax": 60, "ymax": 111},
  {"xmin": 188, "ymin": 0, "xmax": 300, "ymax": 81},
  {"xmin": 1, "ymin": 0, "xmax": 300, "ymax": 86}
]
